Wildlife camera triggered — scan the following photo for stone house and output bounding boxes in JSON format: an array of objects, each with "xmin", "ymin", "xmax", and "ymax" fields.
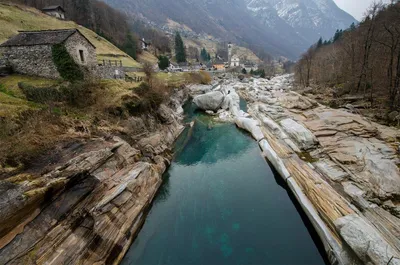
[
  {"xmin": 0, "ymin": 29, "xmax": 97, "ymax": 79},
  {"xmin": 241, "ymin": 62, "xmax": 258, "ymax": 72},
  {"xmin": 42, "ymin": 6, "xmax": 65, "ymax": 20},
  {"xmin": 213, "ymin": 59, "xmax": 225, "ymax": 71}
]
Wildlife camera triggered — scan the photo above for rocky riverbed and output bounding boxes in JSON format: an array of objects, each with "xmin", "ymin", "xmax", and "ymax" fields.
[
  {"xmin": 0, "ymin": 88, "xmax": 189, "ymax": 264},
  {"xmin": 191, "ymin": 74, "xmax": 400, "ymax": 265}
]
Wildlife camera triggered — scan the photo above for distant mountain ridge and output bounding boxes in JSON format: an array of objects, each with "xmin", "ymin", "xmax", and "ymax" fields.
[
  {"xmin": 103, "ymin": 0, "xmax": 357, "ymax": 59},
  {"xmin": 245, "ymin": 0, "xmax": 357, "ymax": 43}
]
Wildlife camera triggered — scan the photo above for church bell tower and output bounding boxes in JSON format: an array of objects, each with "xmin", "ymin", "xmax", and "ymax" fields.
[{"xmin": 228, "ymin": 42, "xmax": 233, "ymax": 65}]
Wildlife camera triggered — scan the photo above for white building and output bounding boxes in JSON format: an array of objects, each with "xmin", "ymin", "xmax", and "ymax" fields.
[
  {"xmin": 230, "ymin": 55, "xmax": 240, "ymax": 67},
  {"xmin": 140, "ymin": 38, "xmax": 150, "ymax": 51},
  {"xmin": 42, "ymin": 6, "xmax": 65, "ymax": 20},
  {"xmin": 168, "ymin": 63, "xmax": 182, "ymax": 72}
]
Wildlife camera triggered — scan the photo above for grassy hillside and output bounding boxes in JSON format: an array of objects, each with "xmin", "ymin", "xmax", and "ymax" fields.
[
  {"xmin": 0, "ymin": 2, "xmax": 141, "ymax": 67},
  {"xmin": 137, "ymin": 51, "xmax": 158, "ymax": 65}
]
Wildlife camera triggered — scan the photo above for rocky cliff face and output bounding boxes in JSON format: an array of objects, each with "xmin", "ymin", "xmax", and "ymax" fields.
[{"xmin": 0, "ymin": 88, "xmax": 189, "ymax": 264}]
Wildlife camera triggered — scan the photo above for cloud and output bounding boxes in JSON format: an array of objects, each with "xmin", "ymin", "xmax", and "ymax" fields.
[
  {"xmin": 334, "ymin": 0, "xmax": 392, "ymax": 21},
  {"xmin": 334, "ymin": 0, "xmax": 375, "ymax": 20}
]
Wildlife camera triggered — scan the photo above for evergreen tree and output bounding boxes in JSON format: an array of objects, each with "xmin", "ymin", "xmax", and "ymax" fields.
[
  {"xmin": 158, "ymin": 55, "xmax": 170, "ymax": 70},
  {"xmin": 333, "ymin": 29, "xmax": 343, "ymax": 42},
  {"xmin": 200, "ymin": 48, "xmax": 210, "ymax": 62},
  {"xmin": 175, "ymin": 32, "xmax": 186, "ymax": 63},
  {"xmin": 349, "ymin": 22, "xmax": 356, "ymax": 31},
  {"xmin": 323, "ymin": 40, "xmax": 331, "ymax": 45},
  {"xmin": 242, "ymin": 68, "xmax": 247, "ymax": 74},
  {"xmin": 260, "ymin": 69, "xmax": 266, "ymax": 78},
  {"xmin": 123, "ymin": 32, "xmax": 137, "ymax": 60},
  {"xmin": 250, "ymin": 69, "xmax": 254, "ymax": 75},
  {"xmin": 317, "ymin": 37, "xmax": 323, "ymax": 48}
]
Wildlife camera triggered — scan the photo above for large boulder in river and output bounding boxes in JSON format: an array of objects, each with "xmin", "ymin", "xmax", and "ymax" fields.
[
  {"xmin": 221, "ymin": 90, "xmax": 240, "ymax": 117},
  {"xmin": 193, "ymin": 91, "xmax": 224, "ymax": 112}
]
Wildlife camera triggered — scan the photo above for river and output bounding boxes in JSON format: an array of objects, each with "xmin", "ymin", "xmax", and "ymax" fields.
[{"xmin": 121, "ymin": 101, "xmax": 328, "ymax": 265}]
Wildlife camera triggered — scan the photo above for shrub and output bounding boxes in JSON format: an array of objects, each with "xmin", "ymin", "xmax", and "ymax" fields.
[
  {"xmin": 143, "ymin": 62, "xmax": 154, "ymax": 83},
  {"xmin": 0, "ymin": 110, "xmax": 64, "ymax": 169},
  {"xmin": 52, "ymin": 44, "xmax": 84, "ymax": 82},
  {"xmin": 125, "ymin": 81, "xmax": 170, "ymax": 115},
  {"xmin": 187, "ymin": 71, "xmax": 211, "ymax": 85},
  {"xmin": 0, "ymin": 84, "xmax": 16, "ymax": 97},
  {"xmin": 158, "ymin": 55, "xmax": 170, "ymax": 70},
  {"xmin": 60, "ymin": 81, "xmax": 103, "ymax": 108},
  {"xmin": 19, "ymin": 82, "xmax": 63, "ymax": 103}
]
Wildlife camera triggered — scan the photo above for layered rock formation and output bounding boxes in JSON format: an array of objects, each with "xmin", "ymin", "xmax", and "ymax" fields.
[
  {"xmin": 0, "ymin": 88, "xmax": 188, "ymax": 264},
  {"xmin": 197, "ymin": 74, "xmax": 400, "ymax": 265}
]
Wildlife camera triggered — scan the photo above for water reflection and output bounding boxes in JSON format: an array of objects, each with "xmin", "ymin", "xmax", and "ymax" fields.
[{"xmin": 176, "ymin": 121, "xmax": 252, "ymax": 166}]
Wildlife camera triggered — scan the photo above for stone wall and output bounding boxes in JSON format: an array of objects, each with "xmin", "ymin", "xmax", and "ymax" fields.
[
  {"xmin": 96, "ymin": 65, "xmax": 125, "ymax": 79},
  {"xmin": 1, "ymin": 32, "xmax": 123, "ymax": 80},
  {"xmin": 64, "ymin": 32, "xmax": 97, "ymax": 68},
  {"xmin": 1, "ymin": 45, "xmax": 60, "ymax": 79}
]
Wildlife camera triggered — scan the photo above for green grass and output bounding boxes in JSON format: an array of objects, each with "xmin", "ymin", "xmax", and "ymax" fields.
[
  {"xmin": 0, "ymin": 75, "xmax": 60, "ymax": 98},
  {"xmin": 98, "ymin": 54, "xmax": 141, "ymax": 68},
  {"xmin": 0, "ymin": 92, "xmax": 42, "ymax": 118},
  {"xmin": 137, "ymin": 51, "xmax": 158, "ymax": 65},
  {"xmin": 0, "ymin": 3, "xmax": 141, "ymax": 68}
]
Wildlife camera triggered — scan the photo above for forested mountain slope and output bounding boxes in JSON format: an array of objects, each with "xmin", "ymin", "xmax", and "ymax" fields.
[{"xmin": 103, "ymin": 0, "xmax": 357, "ymax": 59}]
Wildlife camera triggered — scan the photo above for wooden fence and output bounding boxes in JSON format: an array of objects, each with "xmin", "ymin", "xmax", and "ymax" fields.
[{"xmin": 98, "ymin": 60, "xmax": 123, "ymax": 67}]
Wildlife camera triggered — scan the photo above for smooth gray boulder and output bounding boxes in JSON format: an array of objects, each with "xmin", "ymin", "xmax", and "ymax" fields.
[
  {"xmin": 221, "ymin": 90, "xmax": 240, "ymax": 117},
  {"xmin": 280, "ymin": 118, "xmax": 318, "ymax": 150},
  {"xmin": 235, "ymin": 117, "xmax": 264, "ymax": 141},
  {"xmin": 334, "ymin": 214, "xmax": 400, "ymax": 265},
  {"xmin": 193, "ymin": 91, "xmax": 224, "ymax": 112}
]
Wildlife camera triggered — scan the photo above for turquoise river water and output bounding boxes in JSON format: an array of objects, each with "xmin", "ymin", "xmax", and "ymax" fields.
[{"xmin": 122, "ymin": 101, "xmax": 328, "ymax": 265}]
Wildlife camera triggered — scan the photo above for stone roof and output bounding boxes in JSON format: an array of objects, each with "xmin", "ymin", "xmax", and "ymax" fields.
[
  {"xmin": 213, "ymin": 59, "xmax": 225, "ymax": 65},
  {"xmin": 0, "ymin": 29, "xmax": 95, "ymax": 48},
  {"xmin": 42, "ymin": 5, "xmax": 65, "ymax": 12}
]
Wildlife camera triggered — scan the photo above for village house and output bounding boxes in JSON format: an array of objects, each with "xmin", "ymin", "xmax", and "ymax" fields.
[
  {"xmin": 41, "ymin": 5, "xmax": 65, "ymax": 20},
  {"xmin": 168, "ymin": 62, "xmax": 182, "ymax": 72},
  {"xmin": 241, "ymin": 62, "xmax": 258, "ymax": 72},
  {"xmin": 140, "ymin": 38, "xmax": 150, "ymax": 51},
  {"xmin": 213, "ymin": 59, "xmax": 225, "ymax": 71},
  {"xmin": 0, "ymin": 29, "xmax": 125, "ymax": 79}
]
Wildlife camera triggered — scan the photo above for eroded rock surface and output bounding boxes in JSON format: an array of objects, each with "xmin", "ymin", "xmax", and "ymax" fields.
[
  {"xmin": 213, "ymin": 74, "xmax": 400, "ymax": 265},
  {"xmin": 0, "ymin": 89, "xmax": 188, "ymax": 264}
]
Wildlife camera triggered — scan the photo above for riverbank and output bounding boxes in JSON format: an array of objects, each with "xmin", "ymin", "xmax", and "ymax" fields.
[
  {"xmin": 0, "ymin": 86, "xmax": 189, "ymax": 264},
  {"xmin": 189, "ymin": 74, "xmax": 400, "ymax": 265}
]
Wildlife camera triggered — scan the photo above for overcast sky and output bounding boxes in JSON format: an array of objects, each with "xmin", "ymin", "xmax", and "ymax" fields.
[{"xmin": 333, "ymin": 0, "xmax": 388, "ymax": 21}]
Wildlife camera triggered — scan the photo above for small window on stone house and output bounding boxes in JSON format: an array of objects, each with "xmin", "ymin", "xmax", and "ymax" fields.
[{"xmin": 79, "ymin": 50, "xmax": 85, "ymax": 63}]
